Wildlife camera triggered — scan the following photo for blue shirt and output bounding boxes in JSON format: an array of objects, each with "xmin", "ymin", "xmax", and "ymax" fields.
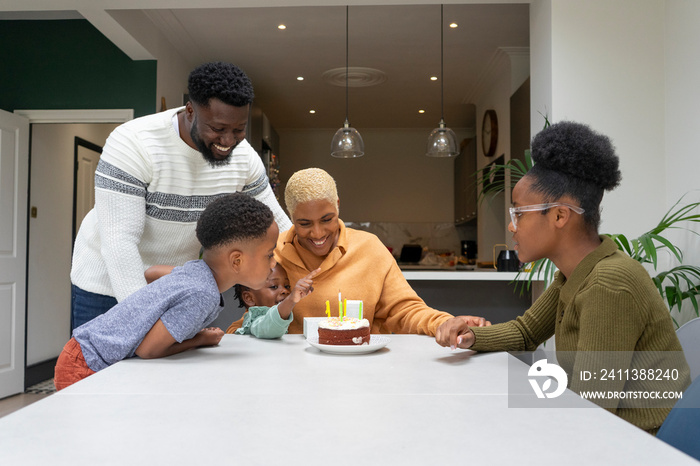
[{"xmin": 74, "ymin": 260, "xmax": 223, "ymax": 371}]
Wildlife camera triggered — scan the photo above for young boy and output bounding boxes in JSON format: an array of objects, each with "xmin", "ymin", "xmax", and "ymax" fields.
[
  {"xmin": 225, "ymin": 264, "xmax": 319, "ymax": 338},
  {"xmin": 55, "ymin": 193, "xmax": 285, "ymax": 390}
]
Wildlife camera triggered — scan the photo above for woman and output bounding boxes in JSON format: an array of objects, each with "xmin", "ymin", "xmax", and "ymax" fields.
[
  {"xmin": 436, "ymin": 121, "xmax": 690, "ymax": 434},
  {"xmin": 227, "ymin": 167, "xmax": 486, "ymax": 336}
]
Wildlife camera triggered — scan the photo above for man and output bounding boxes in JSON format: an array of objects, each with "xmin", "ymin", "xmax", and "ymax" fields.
[{"xmin": 70, "ymin": 62, "xmax": 291, "ymax": 329}]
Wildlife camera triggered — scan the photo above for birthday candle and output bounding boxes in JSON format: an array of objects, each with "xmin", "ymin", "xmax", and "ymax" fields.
[
  {"xmin": 338, "ymin": 291, "xmax": 342, "ymax": 318},
  {"xmin": 343, "ymin": 299, "xmax": 347, "ymax": 320},
  {"xmin": 359, "ymin": 301, "xmax": 363, "ymax": 320},
  {"xmin": 325, "ymin": 300, "xmax": 330, "ymax": 318}
]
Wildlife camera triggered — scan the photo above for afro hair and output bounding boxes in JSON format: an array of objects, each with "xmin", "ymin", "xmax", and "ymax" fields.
[
  {"xmin": 527, "ymin": 121, "xmax": 622, "ymax": 231},
  {"xmin": 196, "ymin": 192, "xmax": 274, "ymax": 250},
  {"xmin": 188, "ymin": 62, "xmax": 254, "ymax": 108},
  {"xmin": 232, "ymin": 283, "xmax": 250, "ymax": 309}
]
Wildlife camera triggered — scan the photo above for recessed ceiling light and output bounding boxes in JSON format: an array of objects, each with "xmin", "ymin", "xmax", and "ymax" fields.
[
  {"xmin": 297, "ymin": 76, "xmax": 304, "ymax": 81},
  {"xmin": 278, "ymin": 24, "xmax": 286, "ymax": 30},
  {"xmin": 449, "ymin": 23, "xmax": 458, "ymax": 28},
  {"xmin": 418, "ymin": 109, "xmax": 425, "ymax": 114},
  {"xmin": 430, "ymin": 76, "xmax": 438, "ymax": 81},
  {"xmin": 309, "ymin": 110, "xmax": 316, "ymax": 114}
]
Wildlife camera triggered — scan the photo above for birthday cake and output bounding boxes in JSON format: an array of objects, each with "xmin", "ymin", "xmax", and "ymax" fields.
[{"xmin": 317, "ymin": 317, "xmax": 371, "ymax": 345}]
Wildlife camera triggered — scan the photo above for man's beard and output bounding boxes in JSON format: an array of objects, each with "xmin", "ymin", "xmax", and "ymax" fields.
[{"xmin": 190, "ymin": 117, "xmax": 233, "ymax": 168}]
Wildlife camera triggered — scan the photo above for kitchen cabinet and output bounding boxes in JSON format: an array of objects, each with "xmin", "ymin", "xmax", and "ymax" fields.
[
  {"xmin": 454, "ymin": 137, "xmax": 477, "ymax": 224},
  {"xmin": 248, "ymin": 103, "xmax": 280, "ymax": 156},
  {"xmin": 247, "ymin": 103, "xmax": 281, "ymax": 198},
  {"xmin": 247, "ymin": 103, "xmax": 264, "ymax": 154},
  {"xmin": 510, "ymin": 77, "xmax": 530, "ymax": 176}
]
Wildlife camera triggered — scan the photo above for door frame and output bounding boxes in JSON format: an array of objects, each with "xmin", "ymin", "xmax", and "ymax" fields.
[
  {"xmin": 72, "ymin": 137, "xmax": 104, "ymax": 244},
  {"xmin": 14, "ymin": 109, "xmax": 133, "ymax": 388},
  {"xmin": 14, "ymin": 109, "xmax": 133, "ymax": 124}
]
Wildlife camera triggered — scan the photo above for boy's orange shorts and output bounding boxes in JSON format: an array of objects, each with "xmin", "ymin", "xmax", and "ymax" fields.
[{"xmin": 54, "ymin": 338, "xmax": 95, "ymax": 391}]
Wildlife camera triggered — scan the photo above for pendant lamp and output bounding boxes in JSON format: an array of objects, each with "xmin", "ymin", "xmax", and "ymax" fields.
[
  {"xmin": 331, "ymin": 6, "xmax": 364, "ymax": 158},
  {"xmin": 426, "ymin": 4, "xmax": 458, "ymax": 158}
]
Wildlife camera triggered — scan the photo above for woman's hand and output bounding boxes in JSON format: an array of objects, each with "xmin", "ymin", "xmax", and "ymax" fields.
[{"xmin": 435, "ymin": 315, "xmax": 491, "ymax": 350}]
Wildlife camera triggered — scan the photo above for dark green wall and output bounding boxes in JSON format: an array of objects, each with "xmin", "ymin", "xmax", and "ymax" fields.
[{"xmin": 0, "ymin": 19, "xmax": 156, "ymax": 117}]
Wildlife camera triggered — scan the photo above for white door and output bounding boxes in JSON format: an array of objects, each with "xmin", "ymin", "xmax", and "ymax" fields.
[
  {"xmin": 0, "ymin": 110, "xmax": 29, "ymax": 399},
  {"xmin": 74, "ymin": 141, "xmax": 101, "ymax": 236}
]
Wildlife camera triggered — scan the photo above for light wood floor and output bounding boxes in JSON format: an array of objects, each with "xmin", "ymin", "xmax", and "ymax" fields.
[
  {"xmin": 0, "ymin": 379, "xmax": 55, "ymax": 419},
  {"xmin": 0, "ymin": 392, "xmax": 52, "ymax": 419}
]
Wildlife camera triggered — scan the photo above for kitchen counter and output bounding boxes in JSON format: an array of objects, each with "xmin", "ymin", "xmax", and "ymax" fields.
[
  {"xmin": 213, "ymin": 268, "xmax": 544, "ymax": 331},
  {"xmin": 400, "ymin": 268, "xmax": 545, "ymax": 324},
  {"xmin": 402, "ymin": 269, "xmax": 524, "ymax": 281}
]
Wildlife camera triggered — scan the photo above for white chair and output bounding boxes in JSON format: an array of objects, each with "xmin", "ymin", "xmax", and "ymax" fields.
[{"xmin": 676, "ymin": 317, "xmax": 700, "ymax": 381}]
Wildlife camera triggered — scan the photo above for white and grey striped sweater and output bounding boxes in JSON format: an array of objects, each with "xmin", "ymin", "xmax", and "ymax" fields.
[{"xmin": 70, "ymin": 107, "xmax": 291, "ymax": 302}]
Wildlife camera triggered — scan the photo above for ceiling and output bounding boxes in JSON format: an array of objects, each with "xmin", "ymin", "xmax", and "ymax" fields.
[{"xmin": 4, "ymin": 3, "xmax": 530, "ymax": 131}]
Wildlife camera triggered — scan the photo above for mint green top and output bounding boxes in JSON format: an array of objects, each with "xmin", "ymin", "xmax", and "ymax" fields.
[
  {"xmin": 234, "ymin": 305, "xmax": 293, "ymax": 339},
  {"xmin": 471, "ymin": 236, "xmax": 690, "ymax": 433}
]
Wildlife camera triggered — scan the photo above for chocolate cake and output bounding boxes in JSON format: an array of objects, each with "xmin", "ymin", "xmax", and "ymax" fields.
[{"xmin": 317, "ymin": 317, "xmax": 370, "ymax": 345}]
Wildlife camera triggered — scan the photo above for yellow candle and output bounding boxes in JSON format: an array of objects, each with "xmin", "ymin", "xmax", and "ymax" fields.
[
  {"xmin": 343, "ymin": 299, "xmax": 347, "ymax": 320},
  {"xmin": 359, "ymin": 301, "xmax": 363, "ymax": 320},
  {"xmin": 325, "ymin": 300, "xmax": 330, "ymax": 318}
]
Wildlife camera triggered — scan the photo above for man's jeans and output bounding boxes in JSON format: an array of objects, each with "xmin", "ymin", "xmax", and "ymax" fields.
[{"xmin": 71, "ymin": 284, "xmax": 117, "ymax": 331}]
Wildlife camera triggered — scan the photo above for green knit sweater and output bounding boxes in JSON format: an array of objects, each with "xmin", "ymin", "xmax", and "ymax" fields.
[{"xmin": 471, "ymin": 236, "xmax": 691, "ymax": 433}]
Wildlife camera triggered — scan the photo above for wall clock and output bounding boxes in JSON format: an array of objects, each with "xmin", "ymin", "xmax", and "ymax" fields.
[{"xmin": 481, "ymin": 109, "xmax": 498, "ymax": 157}]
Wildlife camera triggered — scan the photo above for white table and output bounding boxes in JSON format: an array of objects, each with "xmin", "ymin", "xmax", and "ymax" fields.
[{"xmin": 0, "ymin": 335, "xmax": 694, "ymax": 465}]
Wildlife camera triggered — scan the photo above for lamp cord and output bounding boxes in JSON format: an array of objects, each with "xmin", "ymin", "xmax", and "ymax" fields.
[
  {"xmin": 345, "ymin": 5, "xmax": 349, "ymax": 122},
  {"xmin": 440, "ymin": 4, "xmax": 444, "ymax": 121}
]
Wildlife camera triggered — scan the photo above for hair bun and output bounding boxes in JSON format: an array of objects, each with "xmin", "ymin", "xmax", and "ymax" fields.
[{"xmin": 531, "ymin": 121, "xmax": 621, "ymax": 191}]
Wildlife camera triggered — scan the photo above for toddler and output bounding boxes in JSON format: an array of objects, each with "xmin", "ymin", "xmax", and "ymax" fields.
[{"xmin": 226, "ymin": 264, "xmax": 319, "ymax": 338}]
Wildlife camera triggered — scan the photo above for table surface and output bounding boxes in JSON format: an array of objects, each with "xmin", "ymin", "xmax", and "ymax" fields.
[{"xmin": 0, "ymin": 335, "xmax": 694, "ymax": 465}]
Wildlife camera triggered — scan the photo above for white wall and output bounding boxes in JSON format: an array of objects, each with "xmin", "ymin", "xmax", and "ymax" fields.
[
  {"xmin": 664, "ymin": 0, "xmax": 700, "ymax": 326},
  {"xmin": 665, "ymin": 0, "xmax": 700, "ymax": 212},
  {"xmin": 27, "ymin": 123, "xmax": 118, "ymax": 365},
  {"xmin": 473, "ymin": 48, "xmax": 530, "ymax": 261},
  {"xmin": 534, "ymin": 0, "xmax": 699, "ymax": 325},
  {"xmin": 108, "ymin": 10, "xmax": 192, "ymax": 112},
  {"xmin": 277, "ymin": 127, "xmax": 470, "ymax": 223},
  {"xmin": 548, "ymin": 0, "xmax": 667, "ymax": 238},
  {"xmin": 474, "ymin": 62, "xmax": 509, "ymax": 262},
  {"xmin": 530, "ymin": 0, "xmax": 552, "ymax": 136}
]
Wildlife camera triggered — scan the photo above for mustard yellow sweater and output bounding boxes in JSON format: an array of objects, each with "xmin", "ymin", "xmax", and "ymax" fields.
[
  {"xmin": 471, "ymin": 236, "xmax": 691, "ymax": 433},
  {"xmin": 228, "ymin": 220, "xmax": 453, "ymax": 335}
]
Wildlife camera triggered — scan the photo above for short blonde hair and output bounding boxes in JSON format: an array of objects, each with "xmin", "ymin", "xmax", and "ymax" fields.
[{"xmin": 285, "ymin": 168, "xmax": 339, "ymax": 216}]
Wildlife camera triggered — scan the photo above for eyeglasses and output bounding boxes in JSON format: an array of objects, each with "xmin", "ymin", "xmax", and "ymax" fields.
[{"xmin": 509, "ymin": 203, "xmax": 585, "ymax": 231}]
